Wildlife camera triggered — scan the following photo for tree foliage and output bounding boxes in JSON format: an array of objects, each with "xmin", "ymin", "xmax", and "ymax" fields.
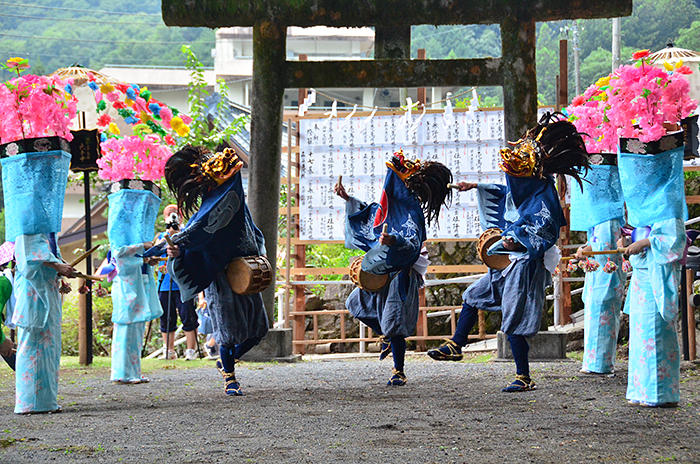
[{"xmin": 0, "ymin": 0, "xmax": 214, "ymax": 82}]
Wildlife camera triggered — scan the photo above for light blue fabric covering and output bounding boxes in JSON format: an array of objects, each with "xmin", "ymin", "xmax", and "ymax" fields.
[
  {"xmin": 13, "ymin": 234, "xmax": 63, "ymax": 413},
  {"xmin": 619, "ymin": 147, "xmax": 687, "ymax": 228},
  {"xmin": 570, "ymin": 165, "xmax": 625, "ymax": 232},
  {"xmin": 1, "ymin": 150, "xmax": 71, "ymax": 242},
  {"xmin": 624, "ymin": 218, "xmax": 684, "ymax": 405},
  {"xmin": 107, "ymin": 189, "xmax": 161, "ymax": 249},
  {"xmin": 581, "ymin": 219, "xmax": 624, "ymax": 374},
  {"xmin": 110, "ymin": 244, "xmax": 162, "ymax": 325},
  {"xmin": 110, "ymin": 322, "xmax": 146, "ymax": 382},
  {"xmin": 107, "ymin": 189, "xmax": 162, "ymax": 383}
]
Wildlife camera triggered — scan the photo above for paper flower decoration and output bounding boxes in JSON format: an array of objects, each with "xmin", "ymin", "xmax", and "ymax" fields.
[
  {"xmin": 97, "ymin": 134, "xmax": 172, "ymax": 182},
  {"xmin": 621, "ymin": 259, "xmax": 633, "ymax": 273},
  {"xmin": 567, "ymin": 50, "xmax": 698, "ymax": 148},
  {"xmin": 0, "ymin": 57, "xmax": 78, "ymax": 144},
  {"xmin": 566, "ymin": 261, "xmax": 580, "ymax": 273},
  {"xmin": 87, "ymin": 78, "xmax": 190, "ymax": 144},
  {"xmin": 602, "ymin": 258, "xmax": 618, "ymax": 274}
]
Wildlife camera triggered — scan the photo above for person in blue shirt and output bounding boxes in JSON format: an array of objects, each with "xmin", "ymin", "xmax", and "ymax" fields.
[{"xmin": 155, "ymin": 205, "xmax": 199, "ymax": 360}]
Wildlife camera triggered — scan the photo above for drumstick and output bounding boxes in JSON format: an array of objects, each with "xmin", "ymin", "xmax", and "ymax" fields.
[
  {"xmin": 164, "ymin": 233, "xmax": 175, "ymax": 247},
  {"xmin": 69, "ymin": 244, "xmax": 101, "ymax": 267},
  {"xmin": 337, "ymin": 175, "xmax": 343, "ymax": 187},
  {"xmin": 447, "ymin": 183, "xmax": 461, "ymax": 190},
  {"xmin": 382, "ymin": 223, "xmax": 388, "ymax": 234},
  {"xmin": 68, "ymin": 271, "xmax": 105, "ymax": 281}
]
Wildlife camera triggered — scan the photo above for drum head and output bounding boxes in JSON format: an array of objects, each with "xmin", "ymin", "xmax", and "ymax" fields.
[
  {"xmin": 478, "ymin": 229, "xmax": 511, "ymax": 270},
  {"xmin": 350, "ymin": 256, "xmax": 388, "ymax": 292},
  {"xmin": 227, "ymin": 258, "xmax": 252, "ymax": 294}
]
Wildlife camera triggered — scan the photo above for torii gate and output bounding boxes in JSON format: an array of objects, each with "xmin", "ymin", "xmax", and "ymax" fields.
[{"xmin": 162, "ymin": 0, "xmax": 633, "ymax": 350}]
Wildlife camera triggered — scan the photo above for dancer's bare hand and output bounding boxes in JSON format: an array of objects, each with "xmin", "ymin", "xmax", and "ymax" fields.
[
  {"xmin": 0, "ymin": 338, "xmax": 14, "ymax": 358},
  {"xmin": 334, "ymin": 182, "xmax": 349, "ymax": 201},
  {"xmin": 379, "ymin": 232, "xmax": 396, "ymax": 247},
  {"xmin": 625, "ymin": 238, "xmax": 650, "ymax": 256},
  {"xmin": 166, "ymin": 244, "xmax": 181, "ymax": 258},
  {"xmin": 576, "ymin": 245, "xmax": 591, "ymax": 260},
  {"xmin": 456, "ymin": 182, "xmax": 477, "ymax": 192},
  {"xmin": 44, "ymin": 262, "xmax": 76, "ymax": 277},
  {"xmin": 502, "ymin": 237, "xmax": 519, "ymax": 250}
]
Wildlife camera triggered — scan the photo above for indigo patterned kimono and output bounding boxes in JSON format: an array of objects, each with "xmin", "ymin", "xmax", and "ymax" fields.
[
  {"xmin": 619, "ymin": 145, "xmax": 686, "ymax": 406},
  {"xmin": 107, "ymin": 185, "xmax": 162, "ymax": 383},
  {"xmin": 12, "ymin": 234, "xmax": 63, "ymax": 414},
  {"xmin": 145, "ymin": 172, "xmax": 269, "ymax": 348},
  {"xmin": 344, "ymin": 169, "xmax": 426, "ymax": 338},
  {"xmin": 463, "ymin": 175, "xmax": 566, "ymax": 337},
  {"xmin": 570, "ymin": 164, "xmax": 626, "ymax": 374}
]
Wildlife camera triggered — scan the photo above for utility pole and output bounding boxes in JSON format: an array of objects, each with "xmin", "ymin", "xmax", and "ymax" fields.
[
  {"xmin": 612, "ymin": 17, "xmax": 621, "ymax": 71},
  {"xmin": 572, "ymin": 21, "xmax": 581, "ymax": 96}
]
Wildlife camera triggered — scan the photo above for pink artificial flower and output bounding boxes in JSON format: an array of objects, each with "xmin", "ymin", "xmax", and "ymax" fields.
[{"xmin": 179, "ymin": 114, "xmax": 192, "ymax": 125}]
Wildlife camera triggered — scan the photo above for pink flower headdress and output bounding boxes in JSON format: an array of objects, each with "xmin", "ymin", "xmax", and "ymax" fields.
[
  {"xmin": 0, "ymin": 57, "xmax": 78, "ymax": 144},
  {"xmin": 568, "ymin": 50, "xmax": 698, "ymax": 148}
]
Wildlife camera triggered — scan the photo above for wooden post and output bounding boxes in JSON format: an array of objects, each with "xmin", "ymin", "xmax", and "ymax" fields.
[
  {"xmin": 416, "ymin": 49, "xmax": 427, "ymax": 106},
  {"xmin": 78, "ymin": 279, "xmax": 88, "ymax": 365},
  {"xmin": 556, "ymin": 39, "xmax": 572, "ymax": 325},
  {"xmin": 416, "ymin": 287, "xmax": 427, "ymax": 351},
  {"xmin": 292, "ymin": 55, "xmax": 308, "ymax": 354},
  {"xmin": 558, "ymin": 39, "xmax": 568, "ymax": 111},
  {"xmin": 687, "ymin": 269, "xmax": 697, "ymax": 360}
]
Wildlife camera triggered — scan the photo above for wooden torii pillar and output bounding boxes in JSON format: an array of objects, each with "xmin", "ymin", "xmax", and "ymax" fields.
[{"xmin": 161, "ymin": 0, "xmax": 633, "ymax": 344}]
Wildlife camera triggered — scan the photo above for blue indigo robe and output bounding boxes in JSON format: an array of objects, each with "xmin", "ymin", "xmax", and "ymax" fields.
[
  {"xmin": 462, "ymin": 175, "xmax": 566, "ymax": 337},
  {"xmin": 344, "ymin": 169, "xmax": 426, "ymax": 338},
  {"xmin": 153, "ymin": 172, "xmax": 269, "ymax": 348}
]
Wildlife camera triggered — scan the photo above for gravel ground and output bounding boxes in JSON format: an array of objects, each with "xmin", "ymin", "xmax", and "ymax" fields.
[{"xmin": 0, "ymin": 353, "xmax": 698, "ymax": 464}]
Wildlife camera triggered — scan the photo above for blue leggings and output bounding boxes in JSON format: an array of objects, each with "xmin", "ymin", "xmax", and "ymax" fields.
[
  {"xmin": 358, "ymin": 317, "xmax": 407, "ymax": 372},
  {"xmin": 219, "ymin": 337, "xmax": 262, "ymax": 373},
  {"xmin": 452, "ymin": 302, "xmax": 530, "ymax": 378}
]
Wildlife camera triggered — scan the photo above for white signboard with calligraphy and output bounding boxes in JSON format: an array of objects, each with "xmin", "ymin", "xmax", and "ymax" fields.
[{"xmin": 298, "ymin": 108, "xmax": 552, "ymax": 241}]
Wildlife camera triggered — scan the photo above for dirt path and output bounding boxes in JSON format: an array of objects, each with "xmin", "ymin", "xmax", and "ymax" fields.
[{"xmin": 0, "ymin": 355, "xmax": 698, "ymax": 463}]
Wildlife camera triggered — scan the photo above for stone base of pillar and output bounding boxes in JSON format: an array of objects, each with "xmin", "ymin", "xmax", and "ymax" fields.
[
  {"xmin": 496, "ymin": 330, "xmax": 571, "ymax": 361},
  {"xmin": 239, "ymin": 328, "xmax": 300, "ymax": 363}
]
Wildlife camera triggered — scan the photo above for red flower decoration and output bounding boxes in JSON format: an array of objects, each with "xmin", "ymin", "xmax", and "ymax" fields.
[
  {"xmin": 112, "ymin": 101, "xmax": 127, "ymax": 110},
  {"xmin": 632, "ymin": 49, "xmax": 650, "ymax": 60},
  {"xmin": 676, "ymin": 65, "xmax": 693, "ymax": 75},
  {"xmin": 571, "ymin": 94, "xmax": 586, "ymax": 107},
  {"xmin": 97, "ymin": 114, "xmax": 112, "ymax": 127},
  {"xmin": 164, "ymin": 134, "xmax": 176, "ymax": 146}
]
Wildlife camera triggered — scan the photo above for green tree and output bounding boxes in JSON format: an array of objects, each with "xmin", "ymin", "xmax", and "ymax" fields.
[{"xmin": 178, "ymin": 45, "xmax": 248, "ymax": 150}]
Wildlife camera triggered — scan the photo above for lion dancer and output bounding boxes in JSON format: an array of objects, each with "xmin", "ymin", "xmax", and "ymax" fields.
[
  {"xmin": 428, "ymin": 113, "xmax": 589, "ymax": 392},
  {"xmin": 571, "ymin": 154, "xmax": 626, "ymax": 375},
  {"xmin": 335, "ymin": 151, "xmax": 452, "ymax": 385},
  {"xmin": 144, "ymin": 145, "xmax": 268, "ymax": 396}
]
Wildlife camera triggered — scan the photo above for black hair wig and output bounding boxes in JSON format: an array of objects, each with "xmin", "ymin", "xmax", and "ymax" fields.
[
  {"xmin": 164, "ymin": 144, "xmax": 218, "ymax": 219},
  {"xmin": 404, "ymin": 161, "xmax": 453, "ymax": 226},
  {"xmin": 532, "ymin": 112, "xmax": 590, "ymax": 190}
]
